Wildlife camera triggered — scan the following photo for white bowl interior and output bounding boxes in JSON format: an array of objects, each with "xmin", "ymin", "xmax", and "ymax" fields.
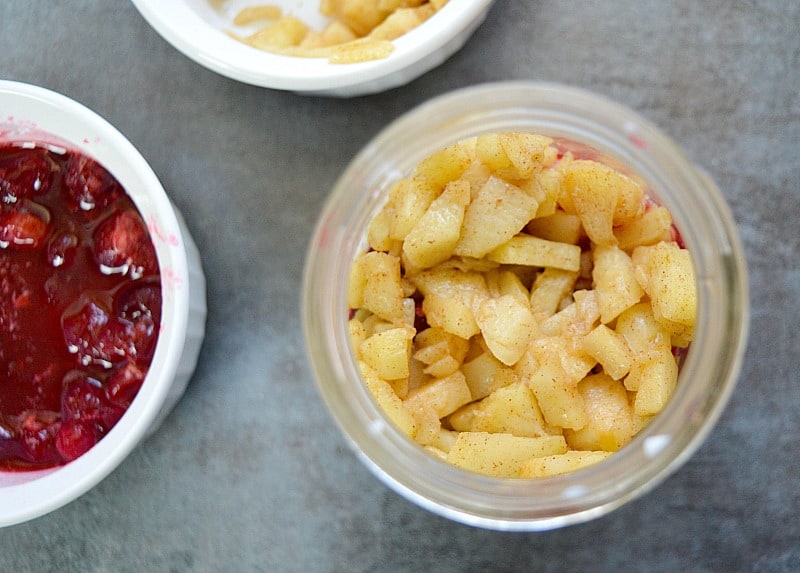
[
  {"xmin": 0, "ymin": 81, "xmax": 193, "ymax": 526},
  {"xmin": 130, "ymin": 0, "xmax": 495, "ymax": 94}
]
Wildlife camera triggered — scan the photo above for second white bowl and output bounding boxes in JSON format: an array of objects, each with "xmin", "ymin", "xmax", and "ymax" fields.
[{"xmin": 130, "ymin": 0, "xmax": 496, "ymax": 97}]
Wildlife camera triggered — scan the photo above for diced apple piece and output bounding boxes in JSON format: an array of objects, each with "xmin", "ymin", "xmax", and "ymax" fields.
[
  {"xmin": 623, "ymin": 341, "xmax": 672, "ymax": 391},
  {"xmin": 404, "ymin": 370, "xmax": 471, "ymax": 446},
  {"xmin": 564, "ymin": 374, "xmax": 634, "ymax": 451},
  {"xmin": 317, "ymin": 20, "xmax": 358, "ymax": 45},
  {"xmin": 403, "ymin": 179, "xmax": 470, "ymax": 269},
  {"xmin": 359, "ymin": 361, "xmax": 417, "ymax": 438},
  {"xmin": 348, "ymin": 255, "xmax": 367, "ymax": 310},
  {"xmin": 529, "ymin": 268, "xmax": 579, "ymax": 320},
  {"xmin": 593, "ymin": 244, "xmax": 644, "ymax": 324},
  {"xmin": 474, "ymin": 133, "xmax": 513, "ymax": 174},
  {"xmin": 458, "ymin": 159, "xmax": 493, "ymax": 199},
  {"xmin": 644, "ymin": 242, "xmax": 697, "ymax": 328},
  {"xmin": 664, "ymin": 320, "xmax": 694, "ymax": 349},
  {"xmin": 366, "ymin": 202, "xmax": 395, "ymax": 251},
  {"xmin": 321, "ymin": 0, "xmax": 390, "ymax": 36},
  {"xmin": 405, "ymin": 398, "xmax": 441, "ymax": 445},
  {"xmin": 519, "ymin": 450, "xmax": 611, "ymax": 477},
  {"xmin": 446, "ymin": 401, "xmax": 480, "ymax": 431},
  {"xmin": 487, "ymin": 234, "xmax": 581, "ymax": 272},
  {"xmin": 540, "ymin": 289, "xmax": 600, "ymax": 338},
  {"xmin": 414, "ymin": 326, "xmax": 470, "ymax": 364},
  {"xmin": 246, "ymin": 16, "xmax": 309, "ymax": 49},
  {"xmin": 388, "ymin": 373, "xmax": 410, "ymax": 399},
  {"xmin": 413, "ymin": 337, "xmax": 453, "ymax": 366},
  {"xmin": 631, "ymin": 243, "xmax": 696, "ymax": 346},
  {"xmin": 429, "ymin": 428, "xmax": 459, "ymax": 453},
  {"xmin": 460, "ymin": 351, "xmax": 517, "ymax": 400},
  {"xmin": 629, "ymin": 345, "xmax": 679, "ymax": 416},
  {"xmin": 527, "ymin": 210, "xmax": 583, "ymax": 245},
  {"xmin": 528, "ymin": 334, "xmax": 597, "ymax": 384},
  {"xmin": 358, "ymin": 250, "xmax": 405, "ymax": 323},
  {"xmin": 524, "ymin": 355, "xmax": 588, "ymax": 430},
  {"xmin": 522, "ymin": 166, "xmax": 561, "ymax": 217},
  {"xmin": 475, "ymin": 295, "xmax": 538, "ymax": 366},
  {"xmin": 387, "ymin": 177, "xmax": 439, "ymax": 241},
  {"xmin": 360, "ymin": 313, "xmax": 395, "ymax": 337},
  {"xmin": 359, "ymin": 326, "xmax": 414, "ymax": 380},
  {"xmin": 562, "ymin": 160, "xmax": 619, "ymax": 246},
  {"xmin": 446, "ymin": 432, "xmax": 568, "ymax": 477},
  {"xmin": 614, "ymin": 302, "xmax": 671, "ymax": 358},
  {"xmin": 632, "ymin": 411, "xmax": 655, "ymax": 436},
  {"xmin": 421, "ymin": 294, "xmax": 480, "ymax": 340},
  {"xmin": 348, "ymin": 317, "xmax": 368, "ymax": 358},
  {"xmin": 413, "ymin": 142, "xmax": 473, "ymax": 191},
  {"xmin": 449, "ymin": 382, "xmax": 551, "ymax": 438},
  {"xmin": 233, "ymin": 5, "xmax": 282, "ymax": 25},
  {"xmin": 582, "ymin": 324, "xmax": 635, "ymax": 380},
  {"xmin": 615, "ymin": 205, "xmax": 673, "ymax": 251},
  {"xmin": 399, "ymin": 296, "xmax": 416, "ymax": 329},
  {"xmin": 406, "ymin": 352, "xmax": 430, "ymax": 394},
  {"xmin": 498, "ymin": 132, "xmax": 556, "ymax": 180},
  {"xmin": 403, "ymin": 370, "xmax": 472, "ymax": 420},
  {"xmin": 454, "ymin": 177, "xmax": 539, "ymax": 258},
  {"xmin": 485, "ymin": 269, "xmax": 530, "ymax": 307},
  {"xmin": 412, "ymin": 267, "xmax": 488, "ymax": 338},
  {"xmin": 368, "ymin": 5, "xmax": 435, "ymax": 40},
  {"xmin": 613, "ymin": 172, "xmax": 646, "ymax": 226},
  {"xmin": 421, "ymin": 356, "xmax": 459, "ymax": 378}
]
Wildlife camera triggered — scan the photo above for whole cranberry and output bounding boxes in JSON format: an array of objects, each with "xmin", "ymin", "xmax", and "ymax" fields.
[
  {"xmin": 63, "ymin": 153, "xmax": 121, "ymax": 211},
  {"xmin": 0, "ymin": 415, "xmax": 23, "ymax": 461},
  {"xmin": 62, "ymin": 299, "xmax": 111, "ymax": 364},
  {"xmin": 62, "ymin": 297, "xmax": 158, "ymax": 367},
  {"xmin": 55, "ymin": 419, "xmax": 101, "ymax": 462},
  {"xmin": 0, "ymin": 205, "xmax": 49, "ymax": 248},
  {"xmin": 17, "ymin": 410, "xmax": 62, "ymax": 466},
  {"xmin": 106, "ymin": 362, "xmax": 146, "ymax": 407},
  {"xmin": 93, "ymin": 210, "xmax": 158, "ymax": 278},
  {"xmin": 61, "ymin": 372, "xmax": 125, "ymax": 430},
  {"xmin": 62, "ymin": 299, "xmax": 135, "ymax": 366},
  {"xmin": 116, "ymin": 284, "xmax": 161, "ymax": 364},
  {"xmin": 0, "ymin": 148, "xmax": 59, "ymax": 201},
  {"xmin": 47, "ymin": 233, "xmax": 79, "ymax": 268}
]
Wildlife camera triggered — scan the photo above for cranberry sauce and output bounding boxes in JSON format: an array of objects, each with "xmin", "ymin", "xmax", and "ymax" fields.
[{"xmin": 0, "ymin": 142, "xmax": 161, "ymax": 470}]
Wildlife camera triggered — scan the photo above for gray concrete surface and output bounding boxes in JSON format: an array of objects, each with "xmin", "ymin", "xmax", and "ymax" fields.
[{"xmin": 1, "ymin": 1, "xmax": 798, "ymax": 571}]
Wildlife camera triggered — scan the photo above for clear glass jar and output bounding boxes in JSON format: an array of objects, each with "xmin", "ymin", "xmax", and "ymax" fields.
[{"xmin": 301, "ymin": 82, "xmax": 749, "ymax": 531}]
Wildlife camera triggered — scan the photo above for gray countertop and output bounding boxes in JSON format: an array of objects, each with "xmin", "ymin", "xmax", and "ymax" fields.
[{"xmin": 1, "ymin": 1, "xmax": 798, "ymax": 571}]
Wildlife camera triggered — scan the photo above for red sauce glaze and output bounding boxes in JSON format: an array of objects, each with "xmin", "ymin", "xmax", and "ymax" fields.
[{"xmin": 0, "ymin": 143, "xmax": 161, "ymax": 470}]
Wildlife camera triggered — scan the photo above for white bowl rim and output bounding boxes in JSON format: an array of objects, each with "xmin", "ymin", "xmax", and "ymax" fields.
[
  {"xmin": 129, "ymin": 0, "xmax": 495, "ymax": 90},
  {"xmin": 0, "ymin": 80, "xmax": 191, "ymax": 527}
]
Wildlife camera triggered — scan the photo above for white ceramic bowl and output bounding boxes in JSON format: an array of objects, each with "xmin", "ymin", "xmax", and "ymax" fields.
[
  {"xmin": 130, "ymin": 0, "xmax": 496, "ymax": 97},
  {"xmin": 0, "ymin": 80, "xmax": 207, "ymax": 527}
]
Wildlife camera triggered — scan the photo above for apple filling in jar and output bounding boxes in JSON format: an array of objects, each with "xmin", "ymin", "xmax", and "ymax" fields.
[{"xmin": 347, "ymin": 132, "xmax": 696, "ymax": 478}]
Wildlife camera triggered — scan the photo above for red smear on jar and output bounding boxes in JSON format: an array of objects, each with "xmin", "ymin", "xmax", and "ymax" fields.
[{"xmin": 0, "ymin": 143, "xmax": 161, "ymax": 470}]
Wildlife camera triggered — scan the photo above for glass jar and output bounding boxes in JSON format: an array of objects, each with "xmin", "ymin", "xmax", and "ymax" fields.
[{"xmin": 301, "ymin": 82, "xmax": 749, "ymax": 531}]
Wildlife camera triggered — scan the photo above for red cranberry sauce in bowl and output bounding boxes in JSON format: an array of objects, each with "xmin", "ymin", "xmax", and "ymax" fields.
[{"xmin": 0, "ymin": 142, "xmax": 162, "ymax": 470}]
